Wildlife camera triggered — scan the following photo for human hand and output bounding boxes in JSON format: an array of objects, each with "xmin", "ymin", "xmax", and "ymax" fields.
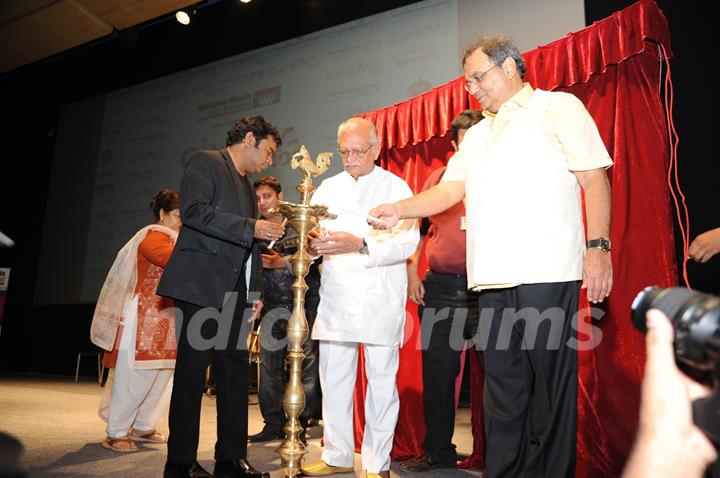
[
  {"xmin": 309, "ymin": 226, "xmax": 329, "ymax": 241},
  {"xmin": 582, "ymin": 248, "xmax": 613, "ymax": 303},
  {"xmin": 261, "ymin": 250, "xmax": 287, "ymax": 269},
  {"xmin": 254, "ymin": 220, "xmax": 284, "ymax": 241},
  {"xmin": 622, "ymin": 310, "xmax": 717, "ymax": 478},
  {"xmin": 407, "ymin": 270, "xmax": 425, "ymax": 305},
  {"xmin": 368, "ymin": 204, "xmax": 400, "ymax": 230},
  {"xmin": 310, "ymin": 231, "xmax": 363, "ymax": 256},
  {"xmin": 689, "ymin": 228, "xmax": 720, "ymax": 263},
  {"xmin": 249, "ymin": 300, "xmax": 263, "ymax": 322},
  {"xmin": 306, "ymin": 227, "xmax": 327, "ymax": 256}
]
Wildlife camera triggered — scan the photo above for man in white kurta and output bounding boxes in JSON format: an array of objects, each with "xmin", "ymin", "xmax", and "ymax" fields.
[{"xmin": 300, "ymin": 118, "xmax": 419, "ymax": 478}]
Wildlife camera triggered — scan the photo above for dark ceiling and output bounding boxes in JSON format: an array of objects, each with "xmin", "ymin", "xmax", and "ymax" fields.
[
  {"xmin": 1, "ymin": 0, "xmax": 427, "ymax": 105},
  {"xmin": 0, "ymin": 0, "xmax": 198, "ymax": 73}
]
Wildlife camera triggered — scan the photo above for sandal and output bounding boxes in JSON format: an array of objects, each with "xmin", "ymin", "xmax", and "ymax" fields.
[
  {"xmin": 102, "ymin": 436, "xmax": 139, "ymax": 452},
  {"xmin": 398, "ymin": 454, "xmax": 446, "ymax": 472},
  {"xmin": 129, "ymin": 429, "xmax": 167, "ymax": 443}
]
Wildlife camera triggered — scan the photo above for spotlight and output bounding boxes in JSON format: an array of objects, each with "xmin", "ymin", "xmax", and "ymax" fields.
[
  {"xmin": 240, "ymin": 0, "xmax": 252, "ymax": 3},
  {"xmin": 175, "ymin": 10, "xmax": 191, "ymax": 25}
]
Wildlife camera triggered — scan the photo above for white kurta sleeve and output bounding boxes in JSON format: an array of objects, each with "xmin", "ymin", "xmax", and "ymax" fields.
[
  {"xmin": 442, "ymin": 149, "xmax": 467, "ymax": 182},
  {"xmin": 362, "ymin": 179, "xmax": 419, "ymax": 268},
  {"xmin": 363, "ymin": 217, "xmax": 418, "ymax": 268}
]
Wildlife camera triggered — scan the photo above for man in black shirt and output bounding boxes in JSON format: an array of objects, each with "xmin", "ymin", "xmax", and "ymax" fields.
[
  {"xmin": 158, "ymin": 117, "xmax": 284, "ymax": 478},
  {"xmin": 248, "ymin": 176, "xmax": 321, "ymax": 445}
]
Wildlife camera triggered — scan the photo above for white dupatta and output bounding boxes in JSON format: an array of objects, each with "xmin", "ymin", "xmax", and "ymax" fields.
[{"xmin": 90, "ymin": 224, "xmax": 178, "ymax": 351}]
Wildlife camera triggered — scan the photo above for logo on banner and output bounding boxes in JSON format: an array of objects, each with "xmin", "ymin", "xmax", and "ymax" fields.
[
  {"xmin": 253, "ymin": 86, "xmax": 281, "ymax": 107},
  {"xmin": 273, "ymin": 126, "xmax": 299, "ymax": 167}
]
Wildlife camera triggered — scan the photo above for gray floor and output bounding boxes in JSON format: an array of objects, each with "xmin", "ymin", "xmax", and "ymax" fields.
[{"xmin": 0, "ymin": 374, "xmax": 483, "ymax": 478}]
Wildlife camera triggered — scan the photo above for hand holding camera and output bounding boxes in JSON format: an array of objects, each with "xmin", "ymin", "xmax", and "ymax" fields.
[{"xmin": 624, "ymin": 287, "xmax": 720, "ymax": 477}]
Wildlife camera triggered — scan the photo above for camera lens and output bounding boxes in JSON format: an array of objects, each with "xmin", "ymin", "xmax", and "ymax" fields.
[
  {"xmin": 632, "ymin": 287, "xmax": 720, "ymax": 444},
  {"xmin": 631, "ymin": 286, "xmax": 699, "ymax": 333},
  {"xmin": 631, "ymin": 286, "xmax": 720, "ymax": 384}
]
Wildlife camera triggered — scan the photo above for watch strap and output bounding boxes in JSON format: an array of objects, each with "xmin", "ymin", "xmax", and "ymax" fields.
[{"xmin": 587, "ymin": 238, "xmax": 611, "ymax": 251}]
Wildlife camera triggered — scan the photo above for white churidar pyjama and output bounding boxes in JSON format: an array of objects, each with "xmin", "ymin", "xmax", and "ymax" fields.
[
  {"xmin": 319, "ymin": 340, "xmax": 400, "ymax": 473},
  {"xmin": 98, "ymin": 295, "xmax": 174, "ymax": 438}
]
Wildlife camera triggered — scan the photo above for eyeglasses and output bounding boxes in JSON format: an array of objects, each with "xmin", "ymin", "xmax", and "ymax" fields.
[
  {"xmin": 464, "ymin": 64, "xmax": 497, "ymax": 92},
  {"xmin": 338, "ymin": 144, "xmax": 373, "ymax": 159}
]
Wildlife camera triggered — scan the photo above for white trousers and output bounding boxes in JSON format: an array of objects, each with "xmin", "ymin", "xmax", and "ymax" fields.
[
  {"xmin": 319, "ymin": 340, "xmax": 400, "ymax": 473},
  {"xmin": 98, "ymin": 295, "xmax": 174, "ymax": 438}
]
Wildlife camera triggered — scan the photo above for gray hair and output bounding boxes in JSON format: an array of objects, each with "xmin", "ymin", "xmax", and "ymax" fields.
[
  {"xmin": 337, "ymin": 117, "xmax": 379, "ymax": 147},
  {"xmin": 462, "ymin": 34, "xmax": 526, "ymax": 79}
]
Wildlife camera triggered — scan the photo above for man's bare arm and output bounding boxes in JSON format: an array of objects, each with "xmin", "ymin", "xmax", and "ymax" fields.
[
  {"xmin": 370, "ymin": 181, "xmax": 465, "ymax": 229},
  {"xmin": 574, "ymin": 168, "xmax": 612, "ymax": 303}
]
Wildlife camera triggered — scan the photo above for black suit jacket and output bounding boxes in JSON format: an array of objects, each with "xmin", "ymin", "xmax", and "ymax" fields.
[{"xmin": 157, "ymin": 149, "xmax": 262, "ymax": 310}]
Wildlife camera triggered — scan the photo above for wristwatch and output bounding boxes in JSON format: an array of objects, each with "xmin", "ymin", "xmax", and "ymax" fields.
[
  {"xmin": 587, "ymin": 238, "xmax": 611, "ymax": 252},
  {"xmin": 359, "ymin": 239, "xmax": 369, "ymax": 255}
]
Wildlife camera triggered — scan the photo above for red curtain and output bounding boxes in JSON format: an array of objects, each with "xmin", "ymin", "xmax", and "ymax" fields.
[{"xmin": 351, "ymin": 1, "xmax": 676, "ymax": 477}]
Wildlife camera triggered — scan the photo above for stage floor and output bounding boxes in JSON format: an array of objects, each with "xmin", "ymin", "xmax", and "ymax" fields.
[{"xmin": 0, "ymin": 374, "xmax": 483, "ymax": 478}]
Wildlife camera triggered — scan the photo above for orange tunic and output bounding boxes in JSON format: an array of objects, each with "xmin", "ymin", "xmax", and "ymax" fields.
[{"xmin": 102, "ymin": 230, "xmax": 177, "ymax": 368}]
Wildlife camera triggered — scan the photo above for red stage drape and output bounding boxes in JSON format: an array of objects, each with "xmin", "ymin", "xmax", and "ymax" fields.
[{"xmin": 350, "ymin": 1, "xmax": 676, "ymax": 477}]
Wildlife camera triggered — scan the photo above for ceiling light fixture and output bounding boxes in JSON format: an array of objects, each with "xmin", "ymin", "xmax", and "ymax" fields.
[
  {"xmin": 175, "ymin": 10, "xmax": 191, "ymax": 25},
  {"xmin": 240, "ymin": 0, "xmax": 252, "ymax": 3}
]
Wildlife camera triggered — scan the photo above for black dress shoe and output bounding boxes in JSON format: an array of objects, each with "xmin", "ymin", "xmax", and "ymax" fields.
[
  {"xmin": 247, "ymin": 428, "xmax": 284, "ymax": 443},
  {"xmin": 163, "ymin": 461, "xmax": 213, "ymax": 478},
  {"xmin": 214, "ymin": 458, "xmax": 270, "ymax": 478}
]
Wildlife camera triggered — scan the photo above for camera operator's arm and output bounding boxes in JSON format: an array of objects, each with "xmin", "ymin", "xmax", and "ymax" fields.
[
  {"xmin": 689, "ymin": 227, "xmax": 720, "ymax": 263},
  {"xmin": 622, "ymin": 310, "xmax": 717, "ymax": 478}
]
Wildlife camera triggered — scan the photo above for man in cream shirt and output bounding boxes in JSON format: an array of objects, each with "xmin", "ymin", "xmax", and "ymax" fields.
[
  {"xmin": 300, "ymin": 117, "xmax": 419, "ymax": 478},
  {"xmin": 371, "ymin": 34, "xmax": 613, "ymax": 478}
]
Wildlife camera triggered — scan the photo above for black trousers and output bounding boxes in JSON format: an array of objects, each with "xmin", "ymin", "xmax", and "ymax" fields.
[
  {"xmin": 419, "ymin": 271, "xmax": 480, "ymax": 465},
  {"xmin": 480, "ymin": 281, "xmax": 579, "ymax": 478},
  {"xmin": 167, "ymin": 280, "xmax": 251, "ymax": 464},
  {"xmin": 257, "ymin": 299, "xmax": 320, "ymax": 433}
]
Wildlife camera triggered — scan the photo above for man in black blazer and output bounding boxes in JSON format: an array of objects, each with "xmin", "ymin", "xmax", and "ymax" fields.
[{"xmin": 158, "ymin": 116, "xmax": 286, "ymax": 478}]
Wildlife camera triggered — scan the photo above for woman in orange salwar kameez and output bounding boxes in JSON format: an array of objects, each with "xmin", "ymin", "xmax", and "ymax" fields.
[{"xmin": 91, "ymin": 189, "xmax": 181, "ymax": 452}]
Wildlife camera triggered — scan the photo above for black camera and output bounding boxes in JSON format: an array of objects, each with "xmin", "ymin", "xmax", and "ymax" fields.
[{"xmin": 631, "ymin": 286, "xmax": 720, "ymax": 443}]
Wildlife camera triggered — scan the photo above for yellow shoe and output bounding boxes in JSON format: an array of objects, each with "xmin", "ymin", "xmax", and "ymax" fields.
[{"xmin": 300, "ymin": 461, "xmax": 354, "ymax": 476}]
